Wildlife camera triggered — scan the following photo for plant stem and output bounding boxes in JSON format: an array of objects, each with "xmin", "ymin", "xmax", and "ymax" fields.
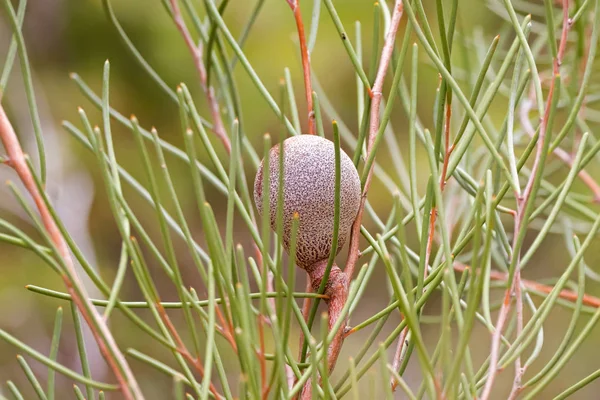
[
  {"xmin": 311, "ymin": 0, "xmax": 404, "ymax": 395},
  {"xmin": 346, "ymin": 0, "xmax": 404, "ymax": 281},
  {"xmin": 169, "ymin": 0, "xmax": 231, "ymax": 153},
  {"xmin": 286, "ymin": 0, "xmax": 315, "ymax": 134},
  {"xmin": 0, "ymin": 105, "xmax": 143, "ymax": 399}
]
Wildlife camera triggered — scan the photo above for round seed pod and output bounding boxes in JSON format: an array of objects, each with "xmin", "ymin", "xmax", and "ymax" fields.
[{"xmin": 254, "ymin": 134, "xmax": 361, "ymax": 269}]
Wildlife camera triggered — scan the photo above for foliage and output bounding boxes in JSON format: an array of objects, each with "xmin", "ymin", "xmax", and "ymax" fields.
[{"xmin": 1, "ymin": 0, "xmax": 600, "ymax": 399}]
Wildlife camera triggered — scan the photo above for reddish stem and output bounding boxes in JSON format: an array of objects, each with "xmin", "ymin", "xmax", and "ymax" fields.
[
  {"xmin": 297, "ymin": 279, "xmax": 313, "ymax": 364},
  {"xmin": 336, "ymin": 4, "xmax": 405, "ymax": 396},
  {"xmin": 482, "ymin": 5, "xmax": 568, "ymax": 392},
  {"xmin": 0, "ymin": 105, "xmax": 141, "ymax": 399},
  {"xmin": 156, "ymin": 302, "xmax": 221, "ymax": 398},
  {"xmin": 258, "ymin": 315, "xmax": 269, "ymax": 399},
  {"xmin": 424, "ymin": 209, "xmax": 437, "ymax": 280},
  {"xmin": 286, "ymin": 0, "xmax": 315, "ymax": 135},
  {"xmin": 509, "ymin": 269, "xmax": 525, "ymax": 397},
  {"xmin": 557, "ymin": 0, "xmax": 570, "ymax": 66},
  {"xmin": 480, "ymin": 288, "xmax": 513, "ymax": 400},
  {"xmin": 390, "ymin": 326, "xmax": 409, "ymax": 392},
  {"xmin": 215, "ymin": 302, "xmax": 238, "ymax": 351},
  {"xmin": 300, "ymin": 260, "xmax": 348, "ymax": 400},
  {"xmin": 169, "ymin": 0, "xmax": 231, "ymax": 153},
  {"xmin": 454, "ymin": 262, "xmax": 600, "ymax": 308},
  {"xmin": 253, "ymin": 237, "xmax": 277, "ymax": 327},
  {"xmin": 440, "ymin": 103, "xmax": 453, "ymax": 191},
  {"xmin": 345, "ymin": 0, "xmax": 404, "ymax": 281}
]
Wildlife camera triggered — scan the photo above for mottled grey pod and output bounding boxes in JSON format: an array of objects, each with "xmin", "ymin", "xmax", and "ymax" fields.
[{"xmin": 254, "ymin": 134, "xmax": 361, "ymax": 269}]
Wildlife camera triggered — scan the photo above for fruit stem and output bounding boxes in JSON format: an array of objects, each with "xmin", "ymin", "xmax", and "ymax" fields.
[{"xmin": 300, "ymin": 260, "xmax": 348, "ymax": 399}]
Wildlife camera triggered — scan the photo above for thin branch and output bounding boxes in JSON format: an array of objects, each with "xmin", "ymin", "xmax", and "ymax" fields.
[
  {"xmin": 286, "ymin": 0, "xmax": 315, "ymax": 135},
  {"xmin": 0, "ymin": 105, "xmax": 142, "ymax": 399},
  {"xmin": 169, "ymin": 0, "xmax": 231, "ymax": 153},
  {"xmin": 520, "ymin": 83, "xmax": 600, "ymax": 201},
  {"xmin": 509, "ymin": 269, "xmax": 525, "ymax": 398},
  {"xmin": 300, "ymin": 0, "xmax": 404, "ymax": 395},
  {"xmin": 390, "ymin": 325, "xmax": 409, "ymax": 392},
  {"xmin": 552, "ymin": 146, "xmax": 600, "ymax": 201},
  {"xmin": 557, "ymin": 0, "xmax": 570, "ymax": 66},
  {"xmin": 214, "ymin": 300, "xmax": 237, "ymax": 350},
  {"xmin": 258, "ymin": 315, "xmax": 268, "ymax": 399},
  {"xmin": 156, "ymin": 303, "xmax": 221, "ymax": 399},
  {"xmin": 481, "ymin": 5, "xmax": 570, "ymax": 392},
  {"xmin": 300, "ymin": 261, "xmax": 348, "ymax": 400},
  {"xmin": 346, "ymin": 0, "xmax": 404, "ymax": 281},
  {"xmin": 298, "ymin": 279, "xmax": 313, "ymax": 363},
  {"xmin": 480, "ymin": 288, "xmax": 513, "ymax": 400},
  {"xmin": 454, "ymin": 262, "xmax": 600, "ymax": 308},
  {"xmin": 440, "ymin": 101, "xmax": 454, "ymax": 191}
]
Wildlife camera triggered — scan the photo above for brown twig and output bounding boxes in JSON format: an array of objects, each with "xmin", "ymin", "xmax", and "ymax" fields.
[
  {"xmin": 297, "ymin": 279, "xmax": 313, "ymax": 364},
  {"xmin": 169, "ymin": 0, "xmax": 231, "ymax": 153},
  {"xmin": 258, "ymin": 315, "xmax": 269, "ymax": 399},
  {"xmin": 481, "ymin": 7, "xmax": 569, "ymax": 393},
  {"xmin": 551, "ymin": 146, "xmax": 600, "ymax": 201},
  {"xmin": 396, "ymin": 40, "xmax": 454, "ymax": 397},
  {"xmin": 0, "ymin": 105, "xmax": 143, "ymax": 399},
  {"xmin": 421, "ymin": 76, "xmax": 453, "ymax": 284},
  {"xmin": 214, "ymin": 300, "xmax": 238, "ymax": 350},
  {"xmin": 518, "ymin": 25, "xmax": 600, "ymax": 202},
  {"xmin": 286, "ymin": 0, "xmax": 315, "ymax": 135},
  {"xmin": 303, "ymin": 0, "xmax": 403, "ymax": 396},
  {"xmin": 156, "ymin": 302, "xmax": 221, "ymax": 398},
  {"xmin": 346, "ymin": 0, "xmax": 404, "ymax": 282},
  {"xmin": 300, "ymin": 261, "xmax": 348, "ymax": 400},
  {"xmin": 343, "ymin": 258, "xmax": 600, "ymax": 345},
  {"xmin": 454, "ymin": 262, "xmax": 600, "ymax": 308},
  {"xmin": 509, "ymin": 269, "xmax": 525, "ymax": 398},
  {"xmin": 440, "ymin": 101, "xmax": 454, "ymax": 191},
  {"xmin": 390, "ymin": 325, "xmax": 409, "ymax": 391},
  {"xmin": 480, "ymin": 287, "xmax": 513, "ymax": 400},
  {"xmin": 521, "ymin": 88, "xmax": 600, "ymax": 200},
  {"xmin": 557, "ymin": 0, "xmax": 570, "ymax": 66},
  {"xmin": 482, "ymin": 88, "xmax": 554, "ymax": 397},
  {"xmin": 252, "ymin": 216, "xmax": 276, "ymax": 328}
]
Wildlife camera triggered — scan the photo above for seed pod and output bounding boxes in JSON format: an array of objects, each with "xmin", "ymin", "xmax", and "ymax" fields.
[{"xmin": 254, "ymin": 134, "xmax": 361, "ymax": 269}]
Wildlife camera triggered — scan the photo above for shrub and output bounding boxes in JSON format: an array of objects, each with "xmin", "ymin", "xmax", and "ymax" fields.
[{"xmin": 1, "ymin": 0, "xmax": 600, "ymax": 398}]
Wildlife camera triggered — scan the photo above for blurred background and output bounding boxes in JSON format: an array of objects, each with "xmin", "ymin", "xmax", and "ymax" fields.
[{"xmin": 1, "ymin": 0, "xmax": 600, "ymax": 398}]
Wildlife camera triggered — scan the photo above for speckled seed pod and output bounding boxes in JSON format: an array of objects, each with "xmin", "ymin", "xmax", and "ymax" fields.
[{"xmin": 254, "ymin": 134, "xmax": 361, "ymax": 269}]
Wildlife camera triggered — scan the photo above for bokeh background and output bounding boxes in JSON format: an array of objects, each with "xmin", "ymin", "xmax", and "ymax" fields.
[{"xmin": 1, "ymin": 0, "xmax": 600, "ymax": 398}]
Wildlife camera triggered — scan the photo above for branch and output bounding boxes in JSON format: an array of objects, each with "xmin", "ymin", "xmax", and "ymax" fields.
[
  {"xmin": 440, "ymin": 92, "xmax": 454, "ymax": 191},
  {"xmin": 0, "ymin": 105, "xmax": 142, "ymax": 399},
  {"xmin": 390, "ymin": 325, "xmax": 409, "ymax": 391},
  {"xmin": 169, "ymin": 0, "xmax": 231, "ymax": 153},
  {"xmin": 156, "ymin": 302, "xmax": 221, "ymax": 399},
  {"xmin": 481, "ymin": 4, "xmax": 570, "ymax": 393},
  {"xmin": 454, "ymin": 262, "xmax": 600, "ymax": 308},
  {"xmin": 346, "ymin": 0, "xmax": 404, "ymax": 281},
  {"xmin": 300, "ymin": 261, "xmax": 348, "ymax": 400},
  {"xmin": 299, "ymin": 2, "xmax": 405, "ymax": 397},
  {"xmin": 286, "ymin": 0, "xmax": 315, "ymax": 135},
  {"xmin": 297, "ymin": 279, "xmax": 313, "ymax": 366},
  {"xmin": 519, "ymin": 82, "xmax": 600, "ymax": 201}
]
